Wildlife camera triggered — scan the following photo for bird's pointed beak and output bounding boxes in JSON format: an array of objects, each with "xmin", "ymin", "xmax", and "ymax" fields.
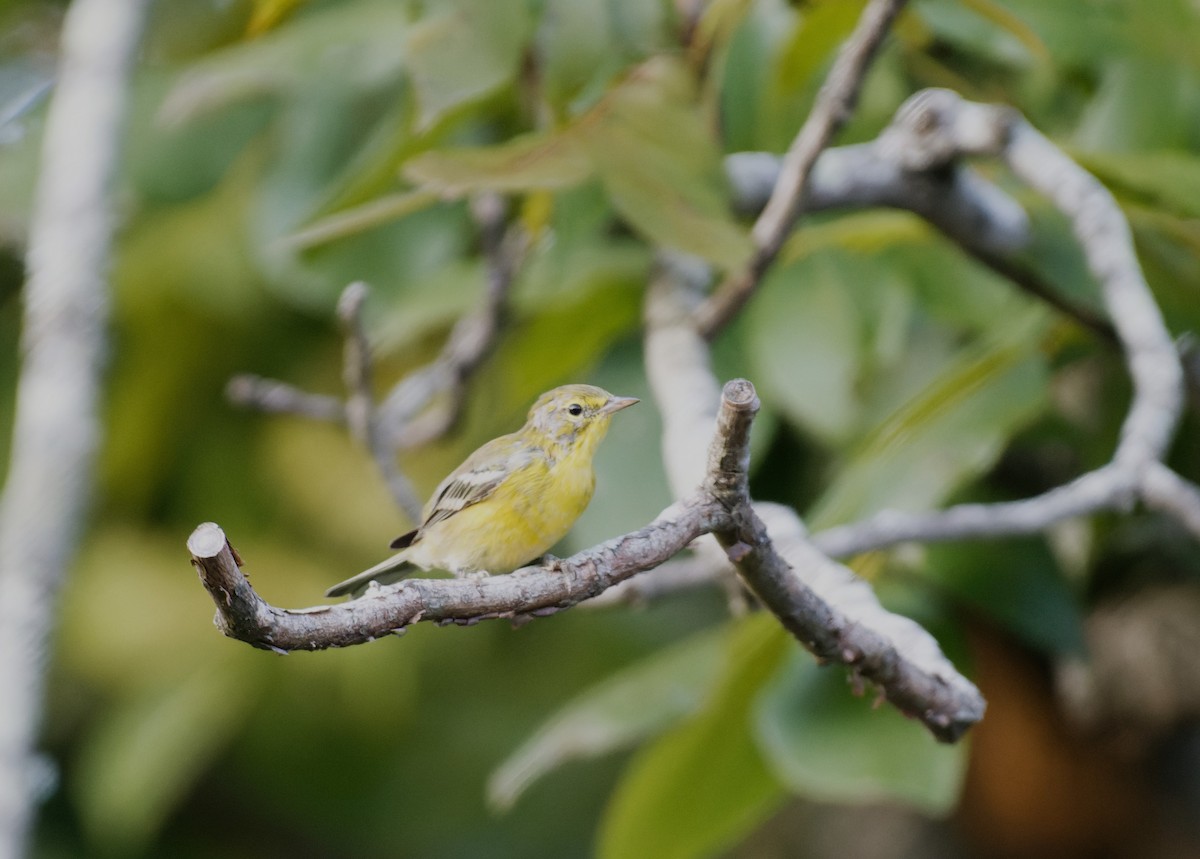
[{"xmin": 601, "ymin": 396, "xmax": 639, "ymax": 415}]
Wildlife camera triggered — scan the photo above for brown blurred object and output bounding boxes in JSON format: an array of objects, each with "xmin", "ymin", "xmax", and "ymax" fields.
[{"xmin": 960, "ymin": 624, "xmax": 1156, "ymax": 859}]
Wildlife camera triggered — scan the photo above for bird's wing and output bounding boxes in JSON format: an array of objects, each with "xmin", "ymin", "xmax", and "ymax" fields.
[{"xmin": 418, "ymin": 433, "xmax": 535, "ymax": 531}]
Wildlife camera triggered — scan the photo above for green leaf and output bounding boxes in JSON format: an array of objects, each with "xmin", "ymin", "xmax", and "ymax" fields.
[
  {"xmin": 161, "ymin": 1, "xmax": 411, "ymax": 124},
  {"xmin": 403, "ymin": 129, "xmax": 596, "ymax": 194},
  {"xmin": 810, "ymin": 309, "xmax": 1050, "ymax": 528},
  {"xmin": 1128, "ymin": 205, "xmax": 1200, "ymax": 333},
  {"xmin": 914, "ymin": 0, "xmax": 1117, "ymax": 69},
  {"xmin": 746, "ymin": 253, "xmax": 867, "ymax": 443},
  {"xmin": 587, "ymin": 58, "xmax": 750, "ymax": 268},
  {"xmin": 488, "ymin": 627, "xmax": 726, "ymax": 812},
  {"xmin": 924, "ymin": 536, "xmax": 1086, "ymax": 655},
  {"xmin": 406, "ymin": 57, "xmax": 750, "ymax": 268},
  {"xmin": 282, "ymin": 187, "xmax": 442, "ymax": 251},
  {"xmin": 74, "ymin": 660, "xmax": 256, "ymax": 855},
  {"xmin": 754, "ymin": 648, "xmax": 968, "ymax": 815},
  {"xmin": 1077, "ymin": 149, "xmax": 1200, "ymax": 220},
  {"xmin": 773, "ymin": 0, "xmax": 867, "ymax": 98},
  {"xmin": 597, "ymin": 616, "xmax": 789, "ymax": 859},
  {"xmin": 403, "ymin": 0, "xmax": 533, "ymax": 131},
  {"xmin": 1074, "ymin": 58, "xmax": 1200, "ymax": 153},
  {"xmin": 535, "ymin": 0, "xmax": 673, "ymax": 115},
  {"xmin": 959, "ymin": 0, "xmax": 1050, "ymax": 62}
]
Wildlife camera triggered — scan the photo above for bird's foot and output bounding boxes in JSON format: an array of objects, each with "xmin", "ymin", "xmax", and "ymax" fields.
[{"xmin": 539, "ymin": 553, "xmax": 564, "ymax": 572}]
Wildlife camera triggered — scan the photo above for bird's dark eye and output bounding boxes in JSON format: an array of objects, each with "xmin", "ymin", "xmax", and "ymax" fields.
[{"xmin": 568, "ymin": 403, "xmax": 583, "ymax": 416}]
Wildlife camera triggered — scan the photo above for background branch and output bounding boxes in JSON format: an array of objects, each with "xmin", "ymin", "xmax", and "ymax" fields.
[
  {"xmin": 725, "ymin": 148, "xmax": 1118, "ymax": 342},
  {"xmin": 695, "ymin": 0, "xmax": 909, "ymax": 337},
  {"xmin": 229, "ymin": 195, "xmax": 521, "ymax": 520},
  {"xmin": 809, "ymin": 89, "xmax": 1197, "ymax": 555},
  {"xmin": 337, "ymin": 281, "xmax": 423, "ymax": 519},
  {"xmin": 0, "ymin": 0, "xmax": 148, "ymax": 854},
  {"xmin": 378, "ymin": 194, "xmax": 520, "ymax": 449}
]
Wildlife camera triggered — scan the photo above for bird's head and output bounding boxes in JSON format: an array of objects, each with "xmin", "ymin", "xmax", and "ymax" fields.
[{"xmin": 523, "ymin": 384, "xmax": 638, "ymax": 459}]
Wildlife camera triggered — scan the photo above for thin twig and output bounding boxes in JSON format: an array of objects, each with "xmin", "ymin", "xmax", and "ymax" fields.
[
  {"xmin": 694, "ymin": 0, "xmax": 909, "ymax": 337},
  {"xmin": 378, "ymin": 194, "xmax": 519, "ymax": 449},
  {"xmin": 226, "ymin": 375, "xmax": 346, "ymax": 423},
  {"xmin": 0, "ymin": 0, "xmax": 149, "ymax": 853},
  {"xmin": 337, "ymin": 281, "xmax": 422, "ymax": 519},
  {"xmin": 230, "ymin": 195, "xmax": 520, "ymax": 509}
]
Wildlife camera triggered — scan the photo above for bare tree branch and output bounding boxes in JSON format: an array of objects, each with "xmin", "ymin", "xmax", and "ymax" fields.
[
  {"xmin": 226, "ymin": 375, "xmax": 346, "ymax": 423},
  {"xmin": 188, "ymin": 379, "xmax": 985, "ymax": 742},
  {"xmin": 584, "ymin": 554, "xmax": 731, "ymax": 608},
  {"xmin": 604, "ymin": 90, "xmax": 1200, "ymax": 610},
  {"xmin": 378, "ymin": 194, "xmax": 519, "ymax": 449},
  {"xmin": 337, "ymin": 281, "xmax": 423, "ymax": 519},
  {"xmin": 725, "ymin": 148, "xmax": 1118, "ymax": 342},
  {"xmin": 694, "ymin": 0, "xmax": 909, "ymax": 337},
  {"xmin": 645, "ymin": 266, "xmax": 985, "ymax": 742},
  {"xmin": 0, "ymin": 0, "xmax": 149, "ymax": 853},
  {"xmin": 812, "ymin": 466, "xmax": 1127, "ymax": 557},
  {"xmin": 1137, "ymin": 462, "xmax": 1200, "ymax": 541},
  {"xmin": 188, "ymin": 497, "xmax": 723, "ymax": 650},
  {"xmin": 806, "ymin": 88, "xmax": 1196, "ymax": 555}
]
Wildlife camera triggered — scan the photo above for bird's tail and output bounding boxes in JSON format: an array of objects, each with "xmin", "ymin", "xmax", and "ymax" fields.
[{"xmin": 325, "ymin": 551, "xmax": 418, "ymax": 598}]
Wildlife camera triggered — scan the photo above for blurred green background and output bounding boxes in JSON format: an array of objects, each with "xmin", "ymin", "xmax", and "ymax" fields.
[{"xmin": 3, "ymin": 0, "xmax": 1200, "ymax": 856}]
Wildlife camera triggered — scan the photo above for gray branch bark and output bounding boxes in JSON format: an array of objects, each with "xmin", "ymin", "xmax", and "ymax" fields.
[
  {"xmin": 0, "ymin": 0, "xmax": 148, "ymax": 855},
  {"xmin": 725, "ymin": 147, "xmax": 1116, "ymax": 341}
]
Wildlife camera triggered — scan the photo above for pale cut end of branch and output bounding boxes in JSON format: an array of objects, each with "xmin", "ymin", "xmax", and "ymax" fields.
[
  {"xmin": 705, "ymin": 379, "xmax": 759, "ymax": 503},
  {"xmin": 336, "ymin": 280, "xmax": 369, "ymax": 325},
  {"xmin": 187, "ymin": 521, "xmax": 229, "ymax": 560},
  {"xmin": 188, "ymin": 521, "xmax": 250, "ymax": 602},
  {"xmin": 188, "ymin": 522, "xmax": 276, "ymax": 646},
  {"xmin": 721, "ymin": 378, "xmax": 759, "ymax": 411}
]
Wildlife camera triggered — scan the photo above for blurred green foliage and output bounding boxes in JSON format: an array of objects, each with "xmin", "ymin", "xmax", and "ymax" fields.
[{"xmin": 2, "ymin": 0, "xmax": 1199, "ymax": 856}]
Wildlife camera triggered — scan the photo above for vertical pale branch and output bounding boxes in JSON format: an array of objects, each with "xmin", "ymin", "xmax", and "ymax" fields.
[
  {"xmin": 337, "ymin": 282, "xmax": 423, "ymax": 519},
  {"xmin": 378, "ymin": 194, "xmax": 519, "ymax": 450},
  {"xmin": 0, "ymin": 0, "xmax": 149, "ymax": 855}
]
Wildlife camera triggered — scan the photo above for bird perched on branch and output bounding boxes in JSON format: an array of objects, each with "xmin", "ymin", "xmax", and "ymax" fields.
[{"xmin": 326, "ymin": 384, "xmax": 639, "ymax": 597}]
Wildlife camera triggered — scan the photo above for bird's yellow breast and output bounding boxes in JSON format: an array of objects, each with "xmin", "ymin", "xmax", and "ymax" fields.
[{"xmin": 409, "ymin": 442, "xmax": 598, "ymax": 574}]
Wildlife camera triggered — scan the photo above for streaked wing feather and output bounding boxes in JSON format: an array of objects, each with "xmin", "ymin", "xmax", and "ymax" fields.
[{"xmin": 419, "ymin": 434, "xmax": 533, "ymax": 530}]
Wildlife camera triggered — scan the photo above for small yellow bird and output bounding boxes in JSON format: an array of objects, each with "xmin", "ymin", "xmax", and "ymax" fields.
[{"xmin": 326, "ymin": 384, "xmax": 638, "ymax": 597}]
